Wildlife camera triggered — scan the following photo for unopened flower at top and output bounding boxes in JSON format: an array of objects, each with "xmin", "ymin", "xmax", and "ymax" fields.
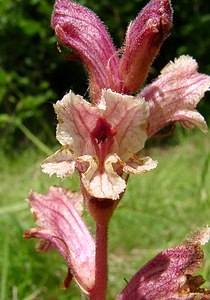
[
  {"xmin": 42, "ymin": 0, "xmax": 210, "ymax": 200},
  {"xmin": 52, "ymin": 0, "xmax": 172, "ymax": 101}
]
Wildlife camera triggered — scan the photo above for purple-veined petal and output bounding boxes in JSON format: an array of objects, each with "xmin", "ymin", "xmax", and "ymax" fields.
[
  {"xmin": 51, "ymin": 0, "xmax": 120, "ymax": 101},
  {"xmin": 78, "ymin": 154, "xmax": 126, "ymax": 200},
  {"xmin": 119, "ymin": 0, "xmax": 172, "ymax": 94},
  {"xmin": 172, "ymin": 109, "xmax": 207, "ymax": 132},
  {"xmin": 117, "ymin": 227, "xmax": 210, "ymax": 300},
  {"xmin": 102, "ymin": 89, "xmax": 150, "ymax": 162},
  {"xmin": 42, "ymin": 89, "xmax": 154, "ymax": 198},
  {"xmin": 41, "ymin": 146, "xmax": 75, "ymax": 177},
  {"xmin": 140, "ymin": 55, "xmax": 210, "ymax": 137},
  {"xmin": 54, "ymin": 91, "xmax": 102, "ymax": 156},
  {"xmin": 24, "ymin": 187, "xmax": 95, "ymax": 295},
  {"xmin": 123, "ymin": 155, "xmax": 158, "ymax": 174}
]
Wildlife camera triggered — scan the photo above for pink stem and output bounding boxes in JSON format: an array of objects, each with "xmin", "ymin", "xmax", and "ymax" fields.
[{"xmin": 90, "ymin": 220, "xmax": 108, "ymax": 300}]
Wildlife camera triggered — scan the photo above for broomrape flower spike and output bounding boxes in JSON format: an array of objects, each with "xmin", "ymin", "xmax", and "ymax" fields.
[
  {"xmin": 43, "ymin": 0, "xmax": 210, "ymax": 201},
  {"xmin": 25, "ymin": 0, "xmax": 210, "ymax": 299}
]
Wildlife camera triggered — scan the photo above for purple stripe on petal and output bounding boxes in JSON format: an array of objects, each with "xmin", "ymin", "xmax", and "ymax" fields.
[{"xmin": 140, "ymin": 56, "xmax": 210, "ymax": 137}]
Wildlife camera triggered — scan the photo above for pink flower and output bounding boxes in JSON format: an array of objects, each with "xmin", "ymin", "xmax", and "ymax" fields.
[
  {"xmin": 117, "ymin": 227, "xmax": 210, "ymax": 300},
  {"xmin": 141, "ymin": 55, "xmax": 210, "ymax": 137},
  {"xmin": 44, "ymin": 0, "xmax": 210, "ymax": 201},
  {"xmin": 42, "ymin": 90, "xmax": 157, "ymax": 200},
  {"xmin": 24, "ymin": 187, "xmax": 95, "ymax": 295}
]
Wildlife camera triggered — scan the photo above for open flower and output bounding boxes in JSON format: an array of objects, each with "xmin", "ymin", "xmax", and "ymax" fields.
[
  {"xmin": 24, "ymin": 187, "xmax": 95, "ymax": 295},
  {"xmin": 42, "ymin": 90, "xmax": 157, "ymax": 200},
  {"xmin": 141, "ymin": 55, "xmax": 210, "ymax": 137},
  {"xmin": 117, "ymin": 227, "xmax": 210, "ymax": 300}
]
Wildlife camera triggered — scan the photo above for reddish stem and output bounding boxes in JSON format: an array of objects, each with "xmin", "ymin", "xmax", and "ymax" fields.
[
  {"xmin": 83, "ymin": 191, "xmax": 122, "ymax": 300},
  {"xmin": 90, "ymin": 220, "xmax": 108, "ymax": 300}
]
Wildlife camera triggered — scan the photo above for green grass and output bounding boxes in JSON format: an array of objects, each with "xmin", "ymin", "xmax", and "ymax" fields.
[{"xmin": 1, "ymin": 130, "xmax": 210, "ymax": 299}]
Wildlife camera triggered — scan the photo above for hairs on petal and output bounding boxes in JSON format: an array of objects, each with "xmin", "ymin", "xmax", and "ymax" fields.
[{"xmin": 51, "ymin": 0, "xmax": 119, "ymax": 101}]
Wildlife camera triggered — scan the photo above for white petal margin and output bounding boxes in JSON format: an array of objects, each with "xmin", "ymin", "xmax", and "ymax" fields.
[
  {"xmin": 174, "ymin": 109, "xmax": 207, "ymax": 132},
  {"xmin": 78, "ymin": 154, "xmax": 126, "ymax": 200},
  {"xmin": 123, "ymin": 155, "xmax": 158, "ymax": 174},
  {"xmin": 41, "ymin": 146, "xmax": 76, "ymax": 177}
]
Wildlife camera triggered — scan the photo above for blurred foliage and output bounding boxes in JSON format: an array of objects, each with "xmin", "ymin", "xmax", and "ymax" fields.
[{"xmin": 0, "ymin": 0, "xmax": 210, "ymax": 151}]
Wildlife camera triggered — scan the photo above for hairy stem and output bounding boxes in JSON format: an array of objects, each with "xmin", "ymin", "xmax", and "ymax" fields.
[
  {"xmin": 85, "ymin": 194, "xmax": 121, "ymax": 300},
  {"xmin": 90, "ymin": 220, "xmax": 109, "ymax": 300}
]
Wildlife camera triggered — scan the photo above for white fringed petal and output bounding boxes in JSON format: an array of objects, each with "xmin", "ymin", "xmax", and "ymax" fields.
[
  {"xmin": 123, "ymin": 156, "xmax": 158, "ymax": 174},
  {"xmin": 41, "ymin": 146, "xmax": 75, "ymax": 177}
]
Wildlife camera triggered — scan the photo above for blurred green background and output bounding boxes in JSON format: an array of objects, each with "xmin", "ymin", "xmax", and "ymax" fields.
[{"xmin": 1, "ymin": 0, "xmax": 210, "ymax": 299}]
